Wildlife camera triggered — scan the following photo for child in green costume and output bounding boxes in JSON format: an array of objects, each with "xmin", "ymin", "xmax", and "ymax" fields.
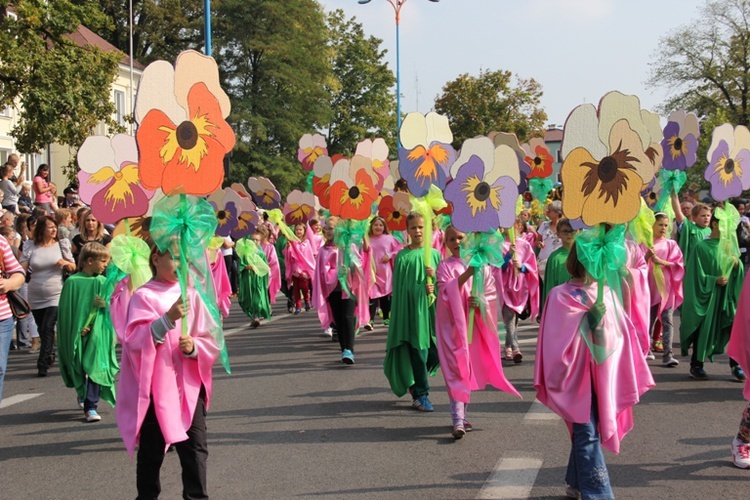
[
  {"xmin": 540, "ymin": 218, "xmax": 576, "ymax": 314},
  {"xmin": 671, "ymin": 192, "xmax": 711, "ymax": 257},
  {"xmin": 57, "ymin": 242, "xmax": 118, "ymax": 422},
  {"xmin": 383, "ymin": 212, "xmax": 441, "ymax": 412},
  {"xmin": 237, "ymin": 232, "xmax": 271, "ymax": 328}
]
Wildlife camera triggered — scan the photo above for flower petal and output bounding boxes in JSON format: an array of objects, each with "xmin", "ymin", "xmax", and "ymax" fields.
[
  {"xmin": 174, "ymin": 50, "xmax": 231, "ymax": 119},
  {"xmin": 598, "ymin": 91, "xmax": 650, "ymax": 151},
  {"xmin": 560, "ymin": 147, "xmax": 596, "ymax": 221},
  {"xmin": 561, "ymin": 103, "xmax": 607, "ymax": 161},
  {"xmin": 187, "ymin": 83, "xmax": 236, "ymax": 152},
  {"xmin": 400, "ymin": 112, "xmax": 428, "ymax": 150},
  {"xmin": 111, "ymin": 134, "xmax": 139, "ymax": 171},
  {"xmin": 78, "ymin": 136, "xmax": 117, "ymax": 175},
  {"xmin": 135, "ymin": 60, "xmax": 186, "ymax": 125},
  {"xmin": 136, "ymin": 109, "xmax": 175, "ymax": 191},
  {"xmin": 580, "ymin": 168, "xmax": 645, "ymax": 226}
]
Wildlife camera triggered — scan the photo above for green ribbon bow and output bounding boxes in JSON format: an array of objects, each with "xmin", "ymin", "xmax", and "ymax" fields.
[
  {"xmin": 110, "ymin": 234, "xmax": 152, "ymax": 291},
  {"xmin": 150, "ymin": 194, "xmax": 230, "ymax": 373},
  {"xmin": 653, "ymin": 169, "xmax": 687, "ymax": 213},
  {"xmin": 410, "ymin": 185, "xmax": 448, "ymax": 306},
  {"xmin": 267, "ymin": 208, "xmax": 300, "ymax": 243},
  {"xmin": 715, "ymin": 203, "xmax": 742, "ymax": 277},
  {"xmin": 334, "ymin": 219, "xmax": 368, "ymax": 298},
  {"xmin": 305, "ymin": 170, "xmax": 314, "ymax": 194},
  {"xmin": 574, "ymin": 224, "xmax": 628, "ymax": 364},
  {"xmin": 236, "ymin": 238, "xmax": 271, "ymax": 277},
  {"xmin": 460, "ymin": 230, "xmax": 505, "ymax": 342},
  {"xmin": 529, "ymin": 177, "xmax": 555, "ymax": 204}
]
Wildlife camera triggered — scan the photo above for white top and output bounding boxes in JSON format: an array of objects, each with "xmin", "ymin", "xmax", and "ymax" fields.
[
  {"xmin": 221, "ymin": 236, "xmax": 233, "ymax": 257},
  {"xmin": 537, "ymin": 220, "xmax": 561, "ymax": 262},
  {"xmin": 20, "ymin": 239, "xmax": 74, "ymax": 309}
]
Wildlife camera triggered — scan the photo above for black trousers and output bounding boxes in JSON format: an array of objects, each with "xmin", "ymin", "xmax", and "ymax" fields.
[
  {"xmin": 328, "ymin": 290, "xmax": 356, "ymax": 352},
  {"xmin": 224, "ymin": 254, "xmax": 238, "ymax": 294},
  {"xmin": 369, "ymin": 294, "xmax": 392, "ymax": 322},
  {"xmin": 32, "ymin": 307, "xmax": 58, "ymax": 374},
  {"xmin": 137, "ymin": 388, "xmax": 208, "ymax": 500}
]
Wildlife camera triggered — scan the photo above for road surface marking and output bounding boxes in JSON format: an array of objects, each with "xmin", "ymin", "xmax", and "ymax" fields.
[
  {"xmin": 524, "ymin": 398, "xmax": 559, "ymax": 421},
  {"xmin": 0, "ymin": 393, "xmax": 43, "ymax": 410},
  {"xmin": 477, "ymin": 456, "xmax": 544, "ymax": 499}
]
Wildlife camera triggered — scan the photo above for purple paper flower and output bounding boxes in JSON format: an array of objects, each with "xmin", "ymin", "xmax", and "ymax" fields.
[
  {"xmin": 705, "ymin": 124, "xmax": 750, "ymax": 201},
  {"xmin": 445, "ymin": 137, "xmax": 519, "ymax": 233},
  {"xmin": 398, "ymin": 112, "xmax": 456, "ymax": 197},
  {"xmin": 661, "ymin": 110, "xmax": 699, "ymax": 171}
]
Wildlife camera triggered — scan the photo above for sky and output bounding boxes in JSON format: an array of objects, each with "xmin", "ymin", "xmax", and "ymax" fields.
[{"xmin": 320, "ymin": 0, "xmax": 708, "ymax": 127}]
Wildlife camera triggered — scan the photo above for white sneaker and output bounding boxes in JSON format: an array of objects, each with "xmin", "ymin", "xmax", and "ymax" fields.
[
  {"xmin": 564, "ymin": 484, "xmax": 580, "ymax": 499},
  {"xmin": 322, "ymin": 328, "xmax": 333, "ymax": 338},
  {"xmin": 645, "ymin": 351, "xmax": 655, "ymax": 360},
  {"xmin": 732, "ymin": 437, "xmax": 750, "ymax": 469},
  {"xmin": 85, "ymin": 410, "xmax": 101, "ymax": 422}
]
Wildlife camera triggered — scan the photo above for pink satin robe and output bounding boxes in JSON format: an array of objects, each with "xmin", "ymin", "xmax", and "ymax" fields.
[
  {"xmin": 493, "ymin": 237, "xmax": 540, "ymax": 318},
  {"xmin": 365, "ymin": 234, "xmax": 401, "ymax": 299},
  {"xmin": 624, "ymin": 239, "xmax": 651, "ymax": 355},
  {"xmin": 261, "ymin": 242, "xmax": 282, "ymax": 304},
  {"xmin": 312, "ymin": 243, "xmax": 369, "ymax": 330},
  {"xmin": 728, "ymin": 277, "xmax": 750, "ymax": 401}
]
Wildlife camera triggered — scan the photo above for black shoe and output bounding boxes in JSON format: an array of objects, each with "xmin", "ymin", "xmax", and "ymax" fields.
[
  {"xmin": 9, "ymin": 341, "xmax": 17, "ymax": 351},
  {"xmin": 37, "ymin": 370, "xmax": 47, "ymax": 377},
  {"xmin": 690, "ymin": 366, "xmax": 708, "ymax": 380}
]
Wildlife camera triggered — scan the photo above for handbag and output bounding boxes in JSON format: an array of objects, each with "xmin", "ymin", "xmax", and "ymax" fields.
[{"xmin": 0, "ymin": 253, "xmax": 31, "ymax": 319}]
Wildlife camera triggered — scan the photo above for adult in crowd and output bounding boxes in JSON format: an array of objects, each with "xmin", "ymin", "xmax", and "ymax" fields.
[
  {"xmin": 19, "ymin": 215, "xmax": 76, "ymax": 377},
  {"xmin": 71, "ymin": 210, "xmax": 111, "ymax": 264},
  {"xmin": 536, "ymin": 200, "xmax": 564, "ymax": 279},
  {"xmin": 0, "ymin": 234, "xmax": 26, "ymax": 402},
  {"xmin": 32, "ymin": 164, "xmax": 54, "ymax": 212},
  {"xmin": 1, "ymin": 163, "xmax": 24, "ymax": 214}
]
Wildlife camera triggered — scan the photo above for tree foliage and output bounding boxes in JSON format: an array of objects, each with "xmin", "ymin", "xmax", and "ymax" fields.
[
  {"xmin": 648, "ymin": 0, "xmax": 750, "ymax": 127},
  {"xmin": 434, "ymin": 68, "xmax": 547, "ymax": 149},
  {"xmin": 96, "ymin": 0, "xmax": 203, "ymax": 64},
  {"xmin": 326, "ymin": 9, "xmax": 396, "ymax": 157},
  {"xmin": 0, "ymin": 1, "xmax": 121, "ymax": 163}
]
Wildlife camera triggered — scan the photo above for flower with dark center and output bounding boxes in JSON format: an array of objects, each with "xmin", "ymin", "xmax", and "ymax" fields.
[{"xmin": 581, "ymin": 144, "xmax": 638, "ymax": 206}]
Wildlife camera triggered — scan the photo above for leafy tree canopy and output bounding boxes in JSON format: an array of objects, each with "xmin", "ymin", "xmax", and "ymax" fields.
[{"xmin": 434, "ymin": 68, "xmax": 547, "ymax": 149}]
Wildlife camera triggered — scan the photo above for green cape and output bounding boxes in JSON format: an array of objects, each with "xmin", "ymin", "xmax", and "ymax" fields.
[
  {"xmin": 541, "ymin": 246, "xmax": 571, "ymax": 310},
  {"xmin": 383, "ymin": 247, "xmax": 441, "ymax": 397},
  {"xmin": 677, "ymin": 219, "xmax": 710, "ymax": 260},
  {"xmin": 680, "ymin": 238, "xmax": 744, "ymax": 361},
  {"xmin": 238, "ymin": 239, "xmax": 271, "ymax": 320},
  {"xmin": 57, "ymin": 272, "xmax": 119, "ymax": 406}
]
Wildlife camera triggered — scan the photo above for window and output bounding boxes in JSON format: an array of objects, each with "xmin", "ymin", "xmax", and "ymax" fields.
[
  {"xmin": 114, "ymin": 90, "xmax": 126, "ymax": 126},
  {"xmin": 0, "ymin": 106, "xmax": 10, "ymax": 118}
]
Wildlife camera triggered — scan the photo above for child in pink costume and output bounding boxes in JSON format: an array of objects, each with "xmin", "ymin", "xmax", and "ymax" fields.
[
  {"xmin": 283, "ymin": 223, "xmax": 315, "ymax": 314},
  {"xmin": 493, "ymin": 234, "xmax": 539, "ymax": 363},
  {"xmin": 208, "ymin": 247, "xmax": 232, "ymax": 318},
  {"xmin": 116, "ymin": 245, "xmax": 220, "ymax": 499},
  {"xmin": 436, "ymin": 226, "xmax": 520, "ymax": 439},
  {"xmin": 363, "ymin": 216, "xmax": 401, "ymax": 330},
  {"xmin": 534, "ymin": 242, "xmax": 654, "ymax": 499},
  {"xmin": 257, "ymin": 225, "xmax": 281, "ymax": 304},
  {"xmin": 727, "ymin": 275, "xmax": 750, "ymax": 469},
  {"xmin": 623, "ymin": 237, "xmax": 651, "ymax": 357},
  {"xmin": 643, "ymin": 213, "xmax": 684, "ymax": 366}
]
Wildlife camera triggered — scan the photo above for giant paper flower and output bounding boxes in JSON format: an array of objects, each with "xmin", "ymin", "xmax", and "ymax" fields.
[
  {"xmin": 661, "ymin": 110, "xmax": 699, "ymax": 171},
  {"xmin": 378, "ymin": 192, "xmax": 412, "ymax": 231},
  {"xmin": 77, "ymin": 134, "xmax": 155, "ymax": 225},
  {"xmin": 705, "ymin": 123, "xmax": 750, "ymax": 201},
  {"xmin": 560, "ymin": 91, "xmax": 658, "ymax": 226},
  {"xmin": 329, "ymin": 157, "xmax": 379, "ymax": 220},
  {"xmin": 355, "ymin": 138, "xmax": 390, "ymax": 190},
  {"xmin": 283, "ymin": 190, "xmax": 316, "ymax": 225},
  {"xmin": 247, "ymin": 176, "xmax": 281, "ymax": 210},
  {"xmin": 444, "ymin": 137, "xmax": 520, "ymax": 233},
  {"xmin": 298, "ymin": 134, "xmax": 328, "ymax": 171},
  {"xmin": 312, "ymin": 154, "xmax": 337, "ymax": 209},
  {"xmin": 491, "ymin": 132, "xmax": 531, "ymax": 192},
  {"xmin": 207, "ymin": 187, "xmax": 258, "ymax": 239},
  {"xmin": 135, "ymin": 50, "xmax": 235, "ymax": 196},
  {"xmin": 398, "ymin": 112, "xmax": 456, "ymax": 197},
  {"xmin": 522, "ymin": 137, "xmax": 555, "ymax": 179}
]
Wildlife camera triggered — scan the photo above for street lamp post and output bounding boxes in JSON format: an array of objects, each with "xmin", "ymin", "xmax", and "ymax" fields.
[
  {"xmin": 205, "ymin": 0, "xmax": 212, "ymax": 56},
  {"xmin": 357, "ymin": 0, "xmax": 439, "ymax": 145}
]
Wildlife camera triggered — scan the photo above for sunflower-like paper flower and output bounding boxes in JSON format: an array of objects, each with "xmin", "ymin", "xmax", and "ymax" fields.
[
  {"xmin": 135, "ymin": 50, "xmax": 235, "ymax": 196},
  {"xmin": 355, "ymin": 138, "xmax": 390, "ymax": 190},
  {"xmin": 77, "ymin": 134, "xmax": 155, "ymax": 224},
  {"xmin": 283, "ymin": 190, "xmax": 316, "ymax": 225},
  {"xmin": 247, "ymin": 176, "xmax": 281, "ymax": 210},
  {"xmin": 207, "ymin": 187, "xmax": 258, "ymax": 239},
  {"xmin": 298, "ymin": 134, "xmax": 328, "ymax": 171},
  {"xmin": 705, "ymin": 123, "xmax": 750, "ymax": 201},
  {"xmin": 329, "ymin": 156, "xmax": 379, "ymax": 220},
  {"xmin": 444, "ymin": 137, "xmax": 520, "ymax": 233},
  {"xmin": 560, "ymin": 91, "xmax": 658, "ymax": 226},
  {"xmin": 522, "ymin": 137, "xmax": 555, "ymax": 179},
  {"xmin": 661, "ymin": 110, "xmax": 699, "ymax": 171},
  {"xmin": 378, "ymin": 192, "xmax": 412, "ymax": 231},
  {"xmin": 398, "ymin": 112, "xmax": 456, "ymax": 197},
  {"xmin": 312, "ymin": 154, "xmax": 339, "ymax": 209}
]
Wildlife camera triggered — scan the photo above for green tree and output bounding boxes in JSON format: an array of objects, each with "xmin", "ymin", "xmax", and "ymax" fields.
[
  {"xmin": 212, "ymin": 0, "xmax": 332, "ymax": 194},
  {"xmin": 434, "ymin": 68, "xmax": 547, "ymax": 149},
  {"xmin": 326, "ymin": 9, "xmax": 396, "ymax": 157},
  {"xmin": 96, "ymin": 0, "xmax": 204, "ymax": 64},
  {"xmin": 648, "ymin": 0, "xmax": 750, "ymax": 126},
  {"xmin": 0, "ymin": 1, "xmax": 121, "ymax": 172}
]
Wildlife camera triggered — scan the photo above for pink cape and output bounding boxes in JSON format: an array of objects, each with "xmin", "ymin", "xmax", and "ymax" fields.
[
  {"xmin": 364, "ymin": 234, "xmax": 401, "ymax": 299},
  {"xmin": 534, "ymin": 281, "xmax": 655, "ymax": 454},
  {"xmin": 432, "ymin": 229, "xmax": 447, "ymax": 259},
  {"xmin": 210, "ymin": 251, "xmax": 232, "ymax": 318},
  {"xmin": 646, "ymin": 237, "xmax": 684, "ymax": 313},
  {"xmin": 436, "ymin": 256, "xmax": 521, "ymax": 403},
  {"xmin": 312, "ymin": 243, "xmax": 369, "ymax": 330},
  {"xmin": 116, "ymin": 280, "xmax": 220, "ymax": 457},
  {"xmin": 624, "ymin": 239, "xmax": 651, "ymax": 355},
  {"xmin": 110, "ymin": 276, "xmax": 132, "ymax": 343},
  {"xmin": 493, "ymin": 237, "xmax": 540, "ymax": 318},
  {"xmin": 728, "ymin": 277, "xmax": 750, "ymax": 401},
  {"xmin": 520, "ymin": 231, "xmax": 537, "ymax": 248},
  {"xmin": 283, "ymin": 238, "xmax": 315, "ymax": 281},
  {"xmin": 261, "ymin": 242, "xmax": 282, "ymax": 303}
]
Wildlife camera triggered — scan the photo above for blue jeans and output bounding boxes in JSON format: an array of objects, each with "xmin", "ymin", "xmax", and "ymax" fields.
[
  {"xmin": 83, "ymin": 377, "xmax": 100, "ymax": 413},
  {"xmin": 565, "ymin": 396, "xmax": 614, "ymax": 500},
  {"xmin": 0, "ymin": 316, "xmax": 17, "ymax": 403}
]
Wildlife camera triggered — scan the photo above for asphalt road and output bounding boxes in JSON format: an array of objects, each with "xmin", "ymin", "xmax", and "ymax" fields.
[{"xmin": 1, "ymin": 300, "xmax": 748, "ymax": 499}]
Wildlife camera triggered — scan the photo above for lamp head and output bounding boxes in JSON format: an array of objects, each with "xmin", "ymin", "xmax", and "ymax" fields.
[{"xmin": 358, "ymin": 0, "xmax": 372, "ymax": 4}]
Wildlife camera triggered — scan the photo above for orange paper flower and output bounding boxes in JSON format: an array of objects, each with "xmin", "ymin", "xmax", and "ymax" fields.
[{"xmin": 329, "ymin": 158, "xmax": 378, "ymax": 220}]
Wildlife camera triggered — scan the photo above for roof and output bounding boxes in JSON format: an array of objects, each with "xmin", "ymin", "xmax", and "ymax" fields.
[
  {"xmin": 544, "ymin": 127, "xmax": 563, "ymax": 142},
  {"xmin": 66, "ymin": 24, "xmax": 146, "ymax": 71}
]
